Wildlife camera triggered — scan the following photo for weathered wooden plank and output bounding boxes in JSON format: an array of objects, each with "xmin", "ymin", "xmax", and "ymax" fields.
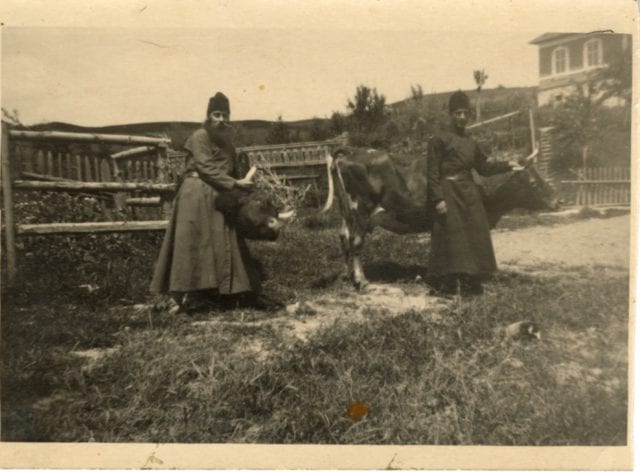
[
  {"xmin": 13, "ymin": 180, "xmax": 176, "ymax": 193},
  {"xmin": 16, "ymin": 220, "xmax": 169, "ymax": 235},
  {"xmin": 560, "ymin": 180, "xmax": 631, "ymax": 184},
  {"xmin": 84, "ymin": 155, "xmax": 93, "ymax": 181},
  {"xmin": 127, "ymin": 197, "xmax": 161, "ymax": 206},
  {"xmin": 135, "ymin": 160, "xmax": 142, "ymax": 181},
  {"xmin": 240, "ymin": 141, "xmax": 332, "ymax": 153},
  {"xmin": 21, "ymin": 171, "xmax": 76, "ymax": 182},
  {"xmin": 56, "ymin": 152, "xmax": 63, "ymax": 177},
  {"xmin": 46, "ymin": 150, "xmax": 54, "ymax": 176},
  {"xmin": 111, "ymin": 146, "xmax": 155, "ymax": 159},
  {"xmin": 149, "ymin": 157, "xmax": 156, "ymax": 181},
  {"xmin": 1, "ymin": 124, "xmax": 17, "ymax": 283},
  {"xmin": 35, "ymin": 150, "xmax": 45, "ymax": 174},
  {"xmin": 65, "ymin": 153, "xmax": 73, "ymax": 179},
  {"xmin": 10, "ymin": 130, "xmax": 170, "ymax": 146},
  {"xmin": 155, "ymin": 148, "xmax": 165, "ymax": 182},
  {"xmin": 94, "ymin": 156, "xmax": 101, "ymax": 181},
  {"xmin": 75, "ymin": 155, "xmax": 83, "ymax": 181},
  {"xmin": 20, "ymin": 145, "xmax": 33, "ymax": 173},
  {"xmin": 280, "ymin": 173, "xmax": 322, "ymax": 181},
  {"xmin": 256, "ymin": 159, "xmax": 326, "ymax": 169}
]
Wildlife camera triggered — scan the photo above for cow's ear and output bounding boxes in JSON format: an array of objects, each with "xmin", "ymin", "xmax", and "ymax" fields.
[{"xmin": 215, "ymin": 190, "xmax": 242, "ymax": 217}]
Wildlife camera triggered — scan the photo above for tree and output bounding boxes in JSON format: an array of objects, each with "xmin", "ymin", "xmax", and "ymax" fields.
[
  {"xmin": 593, "ymin": 48, "xmax": 632, "ymax": 107},
  {"xmin": 231, "ymin": 123, "xmax": 249, "ymax": 147},
  {"xmin": 2, "ymin": 108, "xmax": 24, "ymax": 128},
  {"xmin": 549, "ymin": 82, "xmax": 605, "ymax": 173},
  {"xmin": 265, "ymin": 115, "xmax": 292, "ymax": 145},
  {"xmin": 347, "ymin": 85, "xmax": 387, "ymax": 132},
  {"xmin": 410, "ymin": 84, "xmax": 424, "ymax": 101},
  {"xmin": 330, "ymin": 111, "xmax": 347, "ymax": 136},
  {"xmin": 308, "ymin": 118, "xmax": 331, "ymax": 141},
  {"xmin": 473, "ymin": 69, "xmax": 489, "ymax": 121}
]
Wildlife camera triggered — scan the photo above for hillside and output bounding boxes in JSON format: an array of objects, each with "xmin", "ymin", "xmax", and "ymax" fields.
[{"xmin": 22, "ymin": 86, "xmax": 537, "ymax": 148}]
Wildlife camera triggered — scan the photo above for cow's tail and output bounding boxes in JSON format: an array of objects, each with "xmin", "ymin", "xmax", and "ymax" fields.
[{"xmin": 321, "ymin": 150, "xmax": 335, "ymax": 213}]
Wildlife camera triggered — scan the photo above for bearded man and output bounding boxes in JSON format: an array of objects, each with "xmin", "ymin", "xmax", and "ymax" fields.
[{"xmin": 151, "ymin": 92, "xmax": 278, "ymax": 312}]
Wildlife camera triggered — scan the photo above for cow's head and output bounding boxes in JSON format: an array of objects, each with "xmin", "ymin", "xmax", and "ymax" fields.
[
  {"xmin": 216, "ymin": 189, "xmax": 294, "ymax": 241},
  {"xmin": 481, "ymin": 157, "xmax": 561, "ymax": 228}
]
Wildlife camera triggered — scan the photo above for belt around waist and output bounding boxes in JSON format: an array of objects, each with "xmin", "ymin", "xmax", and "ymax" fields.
[{"xmin": 445, "ymin": 172, "xmax": 472, "ymax": 182}]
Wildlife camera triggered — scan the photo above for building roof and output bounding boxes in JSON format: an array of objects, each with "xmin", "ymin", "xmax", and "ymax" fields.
[{"xmin": 529, "ymin": 33, "xmax": 582, "ymax": 45}]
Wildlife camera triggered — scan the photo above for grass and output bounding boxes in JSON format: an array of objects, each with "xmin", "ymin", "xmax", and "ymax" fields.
[{"xmin": 1, "ymin": 211, "xmax": 629, "ymax": 444}]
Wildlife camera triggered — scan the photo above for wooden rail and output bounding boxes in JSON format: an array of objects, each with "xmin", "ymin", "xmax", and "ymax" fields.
[
  {"xmin": 10, "ymin": 130, "xmax": 170, "ymax": 146},
  {"xmin": 16, "ymin": 220, "xmax": 168, "ymax": 235},
  {"xmin": 13, "ymin": 180, "xmax": 176, "ymax": 193}
]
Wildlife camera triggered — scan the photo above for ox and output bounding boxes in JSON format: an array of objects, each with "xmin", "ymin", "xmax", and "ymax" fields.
[
  {"xmin": 322, "ymin": 145, "xmax": 560, "ymax": 289},
  {"xmin": 214, "ymin": 151, "xmax": 295, "ymax": 241}
]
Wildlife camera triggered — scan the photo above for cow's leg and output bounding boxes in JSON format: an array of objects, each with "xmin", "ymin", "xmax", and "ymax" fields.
[
  {"xmin": 333, "ymin": 160, "xmax": 370, "ymax": 289},
  {"xmin": 339, "ymin": 218, "xmax": 353, "ymax": 280},
  {"xmin": 350, "ymin": 230, "xmax": 368, "ymax": 290}
]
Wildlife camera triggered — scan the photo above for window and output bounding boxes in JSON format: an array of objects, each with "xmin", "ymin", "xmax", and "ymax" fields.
[
  {"xmin": 552, "ymin": 47, "xmax": 568, "ymax": 74},
  {"xmin": 584, "ymin": 38, "xmax": 603, "ymax": 67}
]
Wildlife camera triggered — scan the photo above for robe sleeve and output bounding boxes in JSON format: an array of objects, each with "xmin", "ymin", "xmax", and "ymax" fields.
[
  {"xmin": 473, "ymin": 142, "xmax": 511, "ymax": 176},
  {"xmin": 185, "ymin": 129, "xmax": 236, "ymax": 191},
  {"xmin": 427, "ymin": 135, "xmax": 445, "ymax": 204}
]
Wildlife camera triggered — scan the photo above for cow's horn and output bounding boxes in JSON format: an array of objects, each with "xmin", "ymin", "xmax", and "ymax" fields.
[
  {"xmin": 244, "ymin": 165, "xmax": 258, "ymax": 181},
  {"xmin": 525, "ymin": 147, "xmax": 539, "ymax": 162},
  {"xmin": 278, "ymin": 209, "xmax": 296, "ymax": 220},
  {"xmin": 321, "ymin": 151, "xmax": 335, "ymax": 213}
]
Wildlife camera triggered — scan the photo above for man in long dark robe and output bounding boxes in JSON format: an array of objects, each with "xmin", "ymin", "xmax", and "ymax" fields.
[
  {"xmin": 150, "ymin": 92, "xmax": 276, "ymax": 312},
  {"xmin": 427, "ymin": 91, "xmax": 519, "ymax": 295}
]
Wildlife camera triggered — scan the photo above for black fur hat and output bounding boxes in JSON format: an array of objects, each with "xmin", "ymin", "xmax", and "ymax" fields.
[
  {"xmin": 207, "ymin": 92, "xmax": 230, "ymax": 116},
  {"xmin": 449, "ymin": 90, "xmax": 470, "ymax": 113}
]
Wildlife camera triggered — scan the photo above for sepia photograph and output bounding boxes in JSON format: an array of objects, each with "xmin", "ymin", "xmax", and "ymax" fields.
[{"xmin": 0, "ymin": 0, "xmax": 636, "ymax": 469}]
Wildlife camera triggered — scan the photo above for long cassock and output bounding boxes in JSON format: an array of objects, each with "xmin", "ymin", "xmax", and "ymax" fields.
[
  {"xmin": 150, "ymin": 122, "xmax": 259, "ymax": 296},
  {"xmin": 427, "ymin": 126, "xmax": 510, "ymax": 278}
]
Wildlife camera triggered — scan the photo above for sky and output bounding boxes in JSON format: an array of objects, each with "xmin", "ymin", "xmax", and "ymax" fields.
[{"xmin": 1, "ymin": 0, "xmax": 636, "ymax": 126}]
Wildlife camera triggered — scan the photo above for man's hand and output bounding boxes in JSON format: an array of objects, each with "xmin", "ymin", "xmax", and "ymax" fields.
[
  {"xmin": 235, "ymin": 177, "xmax": 255, "ymax": 191},
  {"xmin": 435, "ymin": 200, "xmax": 447, "ymax": 215}
]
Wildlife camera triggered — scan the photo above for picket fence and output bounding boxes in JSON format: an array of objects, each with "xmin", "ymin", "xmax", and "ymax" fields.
[
  {"xmin": 561, "ymin": 167, "xmax": 631, "ymax": 206},
  {"xmin": 1, "ymin": 125, "xmax": 345, "ymax": 283}
]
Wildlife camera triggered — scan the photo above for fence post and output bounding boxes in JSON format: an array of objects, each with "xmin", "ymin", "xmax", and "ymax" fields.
[
  {"xmin": 1, "ymin": 124, "xmax": 18, "ymax": 284},
  {"xmin": 528, "ymin": 109, "xmax": 536, "ymax": 153}
]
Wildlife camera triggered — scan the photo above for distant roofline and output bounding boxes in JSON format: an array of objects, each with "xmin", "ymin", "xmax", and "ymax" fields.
[{"xmin": 529, "ymin": 33, "xmax": 580, "ymax": 45}]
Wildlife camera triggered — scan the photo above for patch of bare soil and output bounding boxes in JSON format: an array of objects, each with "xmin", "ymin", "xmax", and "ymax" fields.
[
  {"xmin": 193, "ymin": 284, "xmax": 451, "ymax": 346},
  {"xmin": 493, "ymin": 214, "xmax": 630, "ymax": 275}
]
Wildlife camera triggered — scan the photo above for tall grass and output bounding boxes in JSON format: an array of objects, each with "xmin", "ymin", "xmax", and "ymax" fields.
[{"xmin": 1, "ymin": 220, "xmax": 628, "ymax": 444}]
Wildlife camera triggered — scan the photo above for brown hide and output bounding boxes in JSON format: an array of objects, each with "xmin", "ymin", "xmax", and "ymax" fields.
[
  {"xmin": 335, "ymin": 148, "xmax": 430, "ymax": 232},
  {"xmin": 333, "ymin": 146, "xmax": 559, "ymax": 234}
]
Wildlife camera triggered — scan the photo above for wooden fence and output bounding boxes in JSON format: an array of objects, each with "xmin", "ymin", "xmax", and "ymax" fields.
[
  {"xmin": 1, "ymin": 125, "xmax": 344, "ymax": 283},
  {"xmin": 561, "ymin": 167, "xmax": 631, "ymax": 206}
]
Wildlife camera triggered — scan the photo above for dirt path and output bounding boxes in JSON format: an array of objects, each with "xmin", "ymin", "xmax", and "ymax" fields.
[{"xmin": 493, "ymin": 214, "xmax": 630, "ymax": 275}]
